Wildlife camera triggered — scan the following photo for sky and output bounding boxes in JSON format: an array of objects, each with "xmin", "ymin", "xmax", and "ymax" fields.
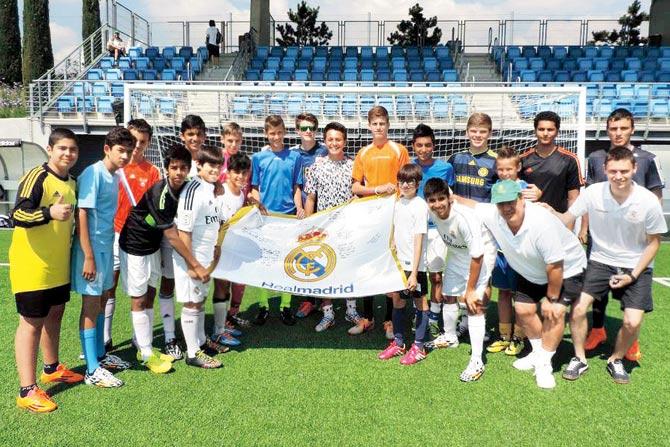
[{"xmin": 18, "ymin": 0, "xmax": 653, "ymax": 62}]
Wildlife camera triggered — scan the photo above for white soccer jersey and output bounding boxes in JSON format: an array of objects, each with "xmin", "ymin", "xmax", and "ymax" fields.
[
  {"xmin": 218, "ymin": 183, "xmax": 245, "ymax": 222},
  {"xmin": 393, "ymin": 195, "xmax": 429, "ymax": 272},
  {"xmin": 475, "ymin": 201, "xmax": 586, "ymax": 284},
  {"xmin": 569, "ymin": 181, "xmax": 667, "ymax": 269}
]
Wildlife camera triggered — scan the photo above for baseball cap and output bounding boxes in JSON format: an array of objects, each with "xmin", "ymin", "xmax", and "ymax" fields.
[{"xmin": 491, "ymin": 179, "xmax": 521, "ymax": 204}]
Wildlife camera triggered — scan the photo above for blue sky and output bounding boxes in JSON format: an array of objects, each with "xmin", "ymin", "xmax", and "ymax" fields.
[{"xmin": 22, "ymin": 0, "xmax": 652, "ymax": 61}]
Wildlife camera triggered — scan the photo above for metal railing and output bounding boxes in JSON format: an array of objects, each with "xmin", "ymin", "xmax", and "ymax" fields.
[
  {"xmin": 224, "ymin": 29, "xmax": 257, "ymax": 81},
  {"xmin": 102, "ymin": 0, "xmax": 150, "ymax": 46}
]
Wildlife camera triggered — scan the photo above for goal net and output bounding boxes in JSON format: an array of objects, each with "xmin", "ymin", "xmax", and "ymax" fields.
[{"xmin": 123, "ymin": 83, "xmax": 586, "ymax": 170}]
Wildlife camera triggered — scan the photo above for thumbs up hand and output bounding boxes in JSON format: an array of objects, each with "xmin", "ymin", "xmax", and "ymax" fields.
[{"xmin": 49, "ymin": 193, "xmax": 73, "ymax": 221}]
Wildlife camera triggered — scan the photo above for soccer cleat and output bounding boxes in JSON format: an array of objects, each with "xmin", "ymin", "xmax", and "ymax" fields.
[
  {"xmin": 186, "ymin": 350, "xmax": 222, "ymax": 369},
  {"xmin": 459, "ymin": 359, "xmax": 485, "ymax": 382},
  {"xmin": 400, "ymin": 343, "xmax": 427, "ymax": 365},
  {"xmin": 607, "ymin": 359, "xmax": 630, "ymax": 384},
  {"xmin": 212, "ymin": 331, "xmax": 241, "ymax": 347},
  {"xmin": 378, "ymin": 340, "xmax": 406, "ymax": 360},
  {"xmin": 164, "ymin": 339, "xmax": 183, "ymax": 361},
  {"xmin": 486, "ymin": 337, "xmax": 511, "ymax": 353},
  {"xmin": 84, "ymin": 367, "xmax": 124, "ymax": 388},
  {"xmin": 224, "ymin": 321, "xmax": 243, "ymax": 337},
  {"xmin": 584, "ymin": 327, "xmax": 607, "ymax": 351},
  {"xmin": 228, "ymin": 313, "xmax": 250, "ymax": 328},
  {"xmin": 253, "ymin": 307, "xmax": 269, "ymax": 326},
  {"xmin": 98, "ymin": 354, "xmax": 131, "ymax": 371},
  {"xmin": 40, "ymin": 364, "xmax": 84, "ymax": 384},
  {"xmin": 280, "ymin": 307, "xmax": 297, "ymax": 326},
  {"xmin": 624, "ymin": 339, "xmax": 642, "ymax": 362},
  {"xmin": 535, "ymin": 363, "xmax": 556, "ymax": 389},
  {"xmin": 205, "ymin": 337, "xmax": 231, "ymax": 354},
  {"xmin": 296, "ymin": 301, "xmax": 316, "ymax": 318},
  {"xmin": 16, "ymin": 387, "xmax": 57, "ymax": 413},
  {"xmin": 315, "ymin": 315, "xmax": 335, "ymax": 332},
  {"xmin": 504, "ymin": 337, "xmax": 525, "ymax": 356},
  {"xmin": 562, "ymin": 357, "xmax": 589, "ymax": 381},
  {"xmin": 426, "ymin": 333, "xmax": 459, "ymax": 350},
  {"xmin": 383, "ymin": 320, "xmax": 394, "ymax": 340},
  {"xmin": 345, "ymin": 310, "xmax": 362, "ymax": 324},
  {"xmin": 513, "ymin": 353, "xmax": 536, "ymax": 371},
  {"xmin": 428, "ymin": 320, "xmax": 441, "ymax": 338},
  {"xmin": 136, "ymin": 349, "xmax": 175, "ymax": 364},
  {"xmin": 348, "ymin": 318, "xmax": 374, "ymax": 335},
  {"xmin": 139, "ymin": 353, "xmax": 173, "ymax": 374}
]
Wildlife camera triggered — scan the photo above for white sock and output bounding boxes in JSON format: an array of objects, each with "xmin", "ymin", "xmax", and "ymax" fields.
[
  {"xmin": 468, "ymin": 314, "xmax": 486, "ymax": 363},
  {"xmin": 322, "ymin": 304, "xmax": 334, "ymax": 318},
  {"xmin": 181, "ymin": 307, "xmax": 200, "ymax": 358},
  {"xmin": 146, "ymin": 307, "xmax": 155, "ymax": 339},
  {"xmin": 132, "ymin": 310, "xmax": 153, "ymax": 359},
  {"xmin": 104, "ymin": 297, "xmax": 116, "ymax": 343},
  {"xmin": 537, "ymin": 346, "xmax": 556, "ymax": 367},
  {"xmin": 346, "ymin": 299, "xmax": 357, "ymax": 313},
  {"xmin": 442, "ymin": 303, "xmax": 459, "ymax": 339},
  {"xmin": 529, "ymin": 338, "xmax": 542, "ymax": 353},
  {"xmin": 198, "ymin": 309, "xmax": 206, "ymax": 346},
  {"xmin": 213, "ymin": 301, "xmax": 229, "ymax": 335},
  {"xmin": 159, "ymin": 294, "xmax": 176, "ymax": 342}
]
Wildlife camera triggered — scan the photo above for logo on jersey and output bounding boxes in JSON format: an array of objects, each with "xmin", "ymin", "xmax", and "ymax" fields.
[
  {"xmin": 478, "ymin": 167, "xmax": 489, "ymax": 177},
  {"xmin": 284, "ymin": 228, "xmax": 336, "ymax": 282}
]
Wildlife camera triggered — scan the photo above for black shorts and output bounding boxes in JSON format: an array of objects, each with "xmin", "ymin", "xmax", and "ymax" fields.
[
  {"xmin": 15, "ymin": 284, "xmax": 71, "ymax": 318},
  {"xmin": 207, "ymin": 44, "xmax": 220, "ymax": 57},
  {"xmin": 582, "ymin": 260, "xmax": 653, "ymax": 312},
  {"xmin": 515, "ymin": 271, "xmax": 584, "ymax": 307},
  {"xmin": 399, "ymin": 271, "xmax": 428, "ymax": 300}
]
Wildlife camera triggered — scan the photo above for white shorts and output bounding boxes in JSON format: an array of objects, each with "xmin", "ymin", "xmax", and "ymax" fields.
[
  {"xmin": 119, "ymin": 249, "xmax": 161, "ymax": 297},
  {"xmin": 442, "ymin": 244, "xmax": 497, "ymax": 298},
  {"xmin": 113, "ymin": 232, "xmax": 121, "ymax": 271},
  {"xmin": 173, "ymin": 256, "xmax": 211, "ymax": 303},
  {"xmin": 160, "ymin": 236, "xmax": 174, "ymax": 279},
  {"xmin": 426, "ymin": 227, "xmax": 447, "ymax": 273}
]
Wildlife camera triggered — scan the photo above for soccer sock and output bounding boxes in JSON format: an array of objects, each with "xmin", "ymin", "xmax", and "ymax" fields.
[
  {"xmin": 95, "ymin": 313, "xmax": 105, "ymax": 358},
  {"xmin": 197, "ymin": 309, "xmax": 206, "ymax": 346},
  {"xmin": 43, "ymin": 361, "xmax": 59, "ymax": 374},
  {"xmin": 19, "ymin": 384, "xmax": 37, "ymax": 398},
  {"xmin": 529, "ymin": 337, "xmax": 542, "ymax": 354},
  {"xmin": 592, "ymin": 294, "xmax": 609, "ymax": 329},
  {"xmin": 537, "ymin": 346, "xmax": 556, "ymax": 367},
  {"xmin": 159, "ymin": 293, "xmax": 176, "ymax": 342},
  {"xmin": 442, "ymin": 303, "xmax": 459, "ymax": 339},
  {"xmin": 213, "ymin": 300, "xmax": 229, "ymax": 334},
  {"xmin": 513, "ymin": 324, "xmax": 525, "ymax": 339},
  {"xmin": 429, "ymin": 301, "xmax": 441, "ymax": 324},
  {"xmin": 414, "ymin": 309, "xmax": 429, "ymax": 349},
  {"xmin": 469, "ymin": 314, "xmax": 486, "ymax": 362},
  {"xmin": 104, "ymin": 297, "xmax": 116, "ymax": 344},
  {"xmin": 81, "ymin": 328, "xmax": 100, "ymax": 374},
  {"xmin": 146, "ymin": 307, "xmax": 155, "ymax": 329},
  {"xmin": 230, "ymin": 283, "xmax": 245, "ymax": 314},
  {"xmin": 384, "ymin": 297, "xmax": 393, "ymax": 321},
  {"xmin": 322, "ymin": 304, "xmax": 334, "ymax": 318},
  {"xmin": 346, "ymin": 299, "xmax": 357, "ymax": 315},
  {"xmin": 279, "ymin": 292, "xmax": 292, "ymax": 310},
  {"xmin": 257, "ymin": 288, "xmax": 271, "ymax": 308},
  {"xmin": 499, "ymin": 322, "xmax": 513, "ymax": 340},
  {"xmin": 132, "ymin": 310, "xmax": 153, "ymax": 359},
  {"xmin": 363, "ymin": 297, "xmax": 374, "ymax": 320},
  {"xmin": 392, "ymin": 307, "xmax": 404, "ymax": 346},
  {"xmin": 181, "ymin": 307, "xmax": 200, "ymax": 358}
]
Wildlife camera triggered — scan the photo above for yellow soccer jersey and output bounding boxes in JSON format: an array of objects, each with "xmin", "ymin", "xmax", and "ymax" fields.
[{"xmin": 9, "ymin": 164, "xmax": 76, "ymax": 294}]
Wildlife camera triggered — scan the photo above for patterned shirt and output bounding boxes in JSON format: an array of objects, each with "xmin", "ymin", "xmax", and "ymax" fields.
[
  {"xmin": 447, "ymin": 149, "xmax": 498, "ymax": 202},
  {"xmin": 303, "ymin": 156, "xmax": 354, "ymax": 212}
]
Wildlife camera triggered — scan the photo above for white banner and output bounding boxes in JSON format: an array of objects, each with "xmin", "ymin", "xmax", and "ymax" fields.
[{"xmin": 212, "ymin": 195, "xmax": 406, "ymax": 298}]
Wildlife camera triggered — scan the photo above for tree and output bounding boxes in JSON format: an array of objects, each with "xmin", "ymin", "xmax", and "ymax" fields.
[
  {"xmin": 0, "ymin": 0, "xmax": 22, "ymax": 84},
  {"xmin": 387, "ymin": 3, "xmax": 442, "ymax": 47},
  {"xmin": 22, "ymin": 0, "xmax": 54, "ymax": 85},
  {"xmin": 590, "ymin": 0, "xmax": 649, "ymax": 45},
  {"xmin": 82, "ymin": 0, "xmax": 101, "ymax": 64},
  {"xmin": 275, "ymin": 1, "xmax": 333, "ymax": 47}
]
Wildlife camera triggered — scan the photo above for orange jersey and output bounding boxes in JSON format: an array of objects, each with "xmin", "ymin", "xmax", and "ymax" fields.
[
  {"xmin": 114, "ymin": 160, "xmax": 161, "ymax": 232},
  {"xmin": 352, "ymin": 140, "xmax": 410, "ymax": 188}
]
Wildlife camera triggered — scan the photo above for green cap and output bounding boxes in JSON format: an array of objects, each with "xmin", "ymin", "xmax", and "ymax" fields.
[{"xmin": 491, "ymin": 179, "xmax": 522, "ymax": 204}]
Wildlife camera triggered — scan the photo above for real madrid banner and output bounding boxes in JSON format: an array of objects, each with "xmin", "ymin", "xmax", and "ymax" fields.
[{"xmin": 211, "ymin": 195, "xmax": 406, "ymax": 298}]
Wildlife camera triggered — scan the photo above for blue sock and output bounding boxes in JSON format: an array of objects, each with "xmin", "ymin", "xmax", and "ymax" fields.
[
  {"xmin": 415, "ymin": 309, "xmax": 429, "ymax": 349},
  {"xmin": 96, "ymin": 313, "xmax": 105, "ymax": 359},
  {"xmin": 392, "ymin": 307, "xmax": 404, "ymax": 346},
  {"xmin": 81, "ymin": 328, "xmax": 100, "ymax": 374}
]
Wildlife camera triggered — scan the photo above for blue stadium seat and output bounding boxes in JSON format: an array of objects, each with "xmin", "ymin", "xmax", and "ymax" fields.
[
  {"xmin": 361, "ymin": 59, "xmax": 374, "ymax": 69},
  {"xmin": 621, "ymin": 70, "xmax": 638, "ymax": 82},
  {"xmin": 635, "ymin": 84, "xmax": 651, "ymax": 98},
  {"xmin": 610, "ymin": 59, "xmax": 625, "ymax": 71},
  {"xmin": 593, "ymin": 58, "xmax": 610, "ymax": 71},
  {"xmin": 567, "ymin": 46, "xmax": 583, "ymax": 58},
  {"xmin": 343, "ymin": 69, "xmax": 358, "ymax": 81},
  {"xmin": 266, "ymin": 57, "xmax": 280, "ymax": 70},
  {"xmin": 99, "ymin": 57, "xmax": 115, "ymax": 69},
  {"xmin": 142, "ymin": 69, "xmax": 158, "ymax": 80},
  {"xmin": 520, "ymin": 70, "xmax": 537, "ymax": 82},
  {"xmin": 104, "ymin": 69, "xmax": 122, "ymax": 80},
  {"xmin": 425, "ymin": 70, "xmax": 441, "ymax": 82},
  {"xmin": 285, "ymin": 47, "xmax": 299, "ymax": 59},
  {"xmin": 376, "ymin": 58, "xmax": 390, "ymax": 69},
  {"xmin": 375, "ymin": 47, "xmax": 389, "ymax": 60},
  {"xmin": 245, "ymin": 69, "xmax": 260, "ymax": 81},
  {"xmin": 537, "ymin": 70, "xmax": 553, "ymax": 82},
  {"xmin": 639, "ymin": 70, "xmax": 655, "ymax": 82},
  {"xmin": 300, "ymin": 47, "xmax": 314, "ymax": 60},
  {"xmin": 117, "ymin": 57, "xmax": 132, "ymax": 69},
  {"xmin": 652, "ymin": 84, "xmax": 670, "ymax": 97},
  {"xmin": 601, "ymin": 84, "xmax": 617, "ymax": 98},
  {"xmin": 287, "ymin": 94, "xmax": 304, "ymax": 116},
  {"xmin": 409, "ymin": 70, "xmax": 424, "ymax": 82},
  {"xmin": 330, "ymin": 47, "xmax": 343, "ymax": 59},
  {"xmin": 197, "ymin": 46, "xmax": 209, "ymax": 61},
  {"xmin": 588, "ymin": 70, "xmax": 605, "ymax": 82},
  {"xmin": 415, "ymin": 94, "xmax": 431, "ymax": 118},
  {"xmin": 392, "ymin": 58, "xmax": 406, "ymax": 70},
  {"xmin": 660, "ymin": 47, "xmax": 670, "ymax": 57},
  {"xmin": 278, "ymin": 70, "xmax": 293, "ymax": 81},
  {"xmin": 393, "ymin": 70, "xmax": 408, "ymax": 82},
  {"xmin": 529, "ymin": 58, "xmax": 545, "ymax": 70},
  {"xmin": 408, "ymin": 59, "xmax": 422, "ymax": 70},
  {"xmin": 128, "ymin": 47, "xmax": 143, "ymax": 58},
  {"xmin": 170, "ymin": 57, "xmax": 186, "ymax": 70},
  {"xmin": 87, "ymin": 69, "xmax": 104, "ymax": 80},
  {"xmin": 345, "ymin": 46, "xmax": 358, "ymax": 58},
  {"xmin": 605, "ymin": 71, "xmax": 621, "ymax": 82},
  {"xmin": 269, "ymin": 94, "xmax": 287, "ymax": 115},
  {"xmin": 435, "ymin": 46, "xmax": 450, "ymax": 60},
  {"xmin": 314, "ymin": 46, "xmax": 328, "ymax": 58},
  {"xmin": 294, "ymin": 69, "xmax": 309, "ymax": 81},
  {"xmin": 327, "ymin": 70, "xmax": 341, "ymax": 81},
  {"xmin": 57, "ymin": 96, "xmax": 76, "ymax": 113},
  {"xmin": 656, "ymin": 71, "xmax": 670, "ymax": 82},
  {"xmin": 281, "ymin": 59, "xmax": 295, "ymax": 71},
  {"xmin": 521, "ymin": 46, "xmax": 536, "ymax": 58},
  {"xmin": 360, "ymin": 69, "xmax": 375, "ymax": 82},
  {"xmin": 422, "ymin": 47, "xmax": 434, "ymax": 58},
  {"xmin": 92, "ymin": 82, "xmax": 108, "ymax": 96},
  {"xmin": 391, "ymin": 46, "xmax": 405, "ymax": 58},
  {"xmin": 452, "ymin": 97, "xmax": 469, "ymax": 118},
  {"xmin": 312, "ymin": 57, "xmax": 327, "ymax": 71},
  {"xmin": 553, "ymin": 46, "xmax": 567, "ymax": 59},
  {"xmin": 658, "ymin": 58, "xmax": 670, "ymax": 71},
  {"xmin": 262, "ymin": 69, "xmax": 277, "ymax": 81},
  {"xmin": 553, "ymin": 71, "xmax": 570, "ymax": 82},
  {"xmin": 152, "ymin": 57, "xmax": 166, "ymax": 71},
  {"xmin": 255, "ymin": 46, "xmax": 269, "ymax": 59},
  {"xmin": 650, "ymin": 98, "xmax": 670, "ymax": 118},
  {"xmin": 190, "ymin": 58, "xmax": 202, "ymax": 74},
  {"xmin": 344, "ymin": 58, "xmax": 358, "ymax": 70},
  {"xmin": 297, "ymin": 59, "xmax": 311, "ymax": 69},
  {"xmin": 439, "ymin": 59, "xmax": 454, "ymax": 69},
  {"xmin": 329, "ymin": 59, "xmax": 343, "ymax": 71},
  {"xmin": 145, "ymin": 47, "xmax": 160, "ymax": 59},
  {"xmin": 110, "ymin": 82, "xmax": 124, "ymax": 98},
  {"xmin": 513, "ymin": 58, "xmax": 529, "ymax": 70},
  {"xmin": 97, "ymin": 96, "xmax": 115, "ymax": 114},
  {"xmin": 311, "ymin": 71, "xmax": 325, "ymax": 81},
  {"xmin": 562, "ymin": 59, "xmax": 577, "ymax": 71},
  {"xmin": 269, "ymin": 46, "xmax": 283, "ymax": 58},
  {"xmin": 134, "ymin": 57, "xmax": 150, "ymax": 70},
  {"xmin": 507, "ymin": 47, "xmax": 521, "ymax": 59},
  {"xmin": 593, "ymin": 98, "xmax": 613, "ymax": 118},
  {"xmin": 617, "ymin": 84, "xmax": 635, "ymax": 98},
  {"xmin": 442, "ymin": 69, "xmax": 458, "ymax": 82},
  {"xmin": 625, "ymin": 57, "xmax": 642, "ymax": 70},
  {"xmin": 571, "ymin": 71, "xmax": 587, "ymax": 82},
  {"xmin": 78, "ymin": 97, "xmax": 95, "ymax": 113},
  {"xmin": 122, "ymin": 69, "xmax": 138, "ymax": 80},
  {"xmin": 324, "ymin": 95, "xmax": 340, "ymax": 116},
  {"xmin": 599, "ymin": 46, "xmax": 614, "ymax": 58},
  {"xmin": 577, "ymin": 58, "xmax": 593, "ymax": 71},
  {"xmin": 178, "ymin": 46, "xmax": 193, "ymax": 61},
  {"xmin": 162, "ymin": 47, "xmax": 177, "ymax": 60},
  {"xmin": 432, "ymin": 97, "xmax": 449, "ymax": 118},
  {"xmin": 158, "ymin": 97, "xmax": 176, "ymax": 115},
  {"xmin": 614, "ymin": 47, "xmax": 628, "ymax": 58},
  {"xmin": 161, "ymin": 69, "xmax": 177, "ymax": 81},
  {"xmin": 546, "ymin": 59, "xmax": 561, "ymax": 71},
  {"xmin": 583, "ymin": 46, "xmax": 598, "ymax": 58},
  {"xmin": 232, "ymin": 97, "xmax": 249, "ymax": 116},
  {"xmin": 376, "ymin": 69, "xmax": 391, "ymax": 82},
  {"xmin": 423, "ymin": 58, "xmax": 438, "ymax": 71}
]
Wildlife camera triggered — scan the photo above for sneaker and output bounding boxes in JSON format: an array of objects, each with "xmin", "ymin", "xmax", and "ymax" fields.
[
  {"xmin": 504, "ymin": 337, "xmax": 525, "ymax": 356},
  {"xmin": 584, "ymin": 327, "xmax": 607, "ymax": 351},
  {"xmin": 400, "ymin": 343, "xmax": 427, "ymax": 365},
  {"xmin": 378, "ymin": 340, "xmax": 406, "ymax": 360},
  {"xmin": 253, "ymin": 307, "xmax": 269, "ymax": 326},
  {"xmin": 186, "ymin": 350, "xmax": 222, "ymax": 369},
  {"xmin": 486, "ymin": 337, "xmax": 511, "ymax": 353},
  {"xmin": 624, "ymin": 339, "xmax": 642, "ymax": 362},
  {"xmin": 280, "ymin": 307, "xmax": 297, "ymax": 326},
  {"xmin": 383, "ymin": 320, "xmax": 394, "ymax": 340},
  {"xmin": 315, "ymin": 314, "xmax": 335, "ymax": 332},
  {"xmin": 606, "ymin": 359, "xmax": 630, "ymax": 384},
  {"xmin": 224, "ymin": 321, "xmax": 243, "ymax": 337},
  {"xmin": 428, "ymin": 320, "xmax": 441, "ymax": 338},
  {"xmin": 427, "ymin": 333, "xmax": 459, "ymax": 349},
  {"xmin": 84, "ymin": 367, "xmax": 124, "ymax": 388},
  {"xmin": 348, "ymin": 318, "xmax": 374, "ymax": 335},
  {"xmin": 535, "ymin": 362, "xmax": 556, "ymax": 389},
  {"xmin": 296, "ymin": 301, "xmax": 316, "ymax": 318},
  {"xmin": 345, "ymin": 310, "xmax": 362, "ymax": 324},
  {"xmin": 164, "ymin": 339, "xmax": 184, "ymax": 361},
  {"xmin": 16, "ymin": 387, "xmax": 57, "ymax": 413},
  {"xmin": 138, "ymin": 353, "xmax": 173, "ymax": 374},
  {"xmin": 459, "ymin": 359, "xmax": 485, "ymax": 382},
  {"xmin": 212, "ymin": 331, "xmax": 241, "ymax": 347},
  {"xmin": 513, "ymin": 353, "xmax": 536, "ymax": 371},
  {"xmin": 228, "ymin": 313, "xmax": 250, "ymax": 328},
  {"xmin": 98, "ymin": 354, "xmax": 131, "ymax": 371},
  {"xmin": 205, "ymin": 337, "xmax": 231, "ymax": 354},
  {"xmin": 40, "ymin": 364, "xmax": 84, "ymax": 384},
  {"xmin": 562, "ymin": 357, "xmax": 589, "ymax": 381}
]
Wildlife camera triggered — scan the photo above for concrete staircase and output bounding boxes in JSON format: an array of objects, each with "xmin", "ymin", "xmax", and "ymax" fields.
[
  {"xmin": 197, "ymin": 52, "xmax": 238, "ymax": 81},
  {"xmin": 458, "ymin": 53, "xmax": 501, "ymax": 82}
]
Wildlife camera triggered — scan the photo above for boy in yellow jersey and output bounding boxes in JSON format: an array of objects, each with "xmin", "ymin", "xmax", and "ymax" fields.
[{"xmin": 11, "ymin": 128, "xmax": 84, "ymax": 413}]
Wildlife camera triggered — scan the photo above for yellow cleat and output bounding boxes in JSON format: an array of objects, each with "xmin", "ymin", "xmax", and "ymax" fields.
[
  {"xmin": 487, "ymin": 337, "xmax": 510, "ymax": 353},
  {"xmin": 17, "ymin": 387, "xmax": 58, "ymax": 413}
]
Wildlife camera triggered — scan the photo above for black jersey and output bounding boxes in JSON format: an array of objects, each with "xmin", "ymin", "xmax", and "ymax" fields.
[
  {"xmin": 586, "ymin": 145, "xmax": 665, "ymax": 192},
  {"xmin": 119, "ymin": 179, "xmax": 185, "ymax": 256},
  {"xmin": 520, "ymin": 146, "xmax": 584, "ymax": 213}
]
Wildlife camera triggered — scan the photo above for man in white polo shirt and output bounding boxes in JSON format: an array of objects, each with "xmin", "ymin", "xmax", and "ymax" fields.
[
  {"xmin": 546, "ymin": 146, "xmax": 667, "ymax": 384},
  {"xmin": 458, "ymin": 179, "xmax": 587, "ymax": 389}
]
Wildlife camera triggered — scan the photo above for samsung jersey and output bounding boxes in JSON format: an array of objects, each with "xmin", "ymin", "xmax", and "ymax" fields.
[{"xmin": 447, "ymin": 150, "xmax": 498, "ymax": 202}]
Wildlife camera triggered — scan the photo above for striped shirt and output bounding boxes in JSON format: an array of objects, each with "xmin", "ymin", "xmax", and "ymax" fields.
[{"xmin": 447, "ymin": 149, "xmax": 498, "ymax": 202}]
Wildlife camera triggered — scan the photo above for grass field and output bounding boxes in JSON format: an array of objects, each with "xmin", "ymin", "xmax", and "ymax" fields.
[{"xmin": 1, "ymin": 230, "xmax": 669, "ymax": 446}]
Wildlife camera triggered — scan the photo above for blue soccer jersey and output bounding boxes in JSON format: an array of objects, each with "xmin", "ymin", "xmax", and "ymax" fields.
[
  {"xmin": 76, "ymin": 160, "xmax": 119, "ymax": 250},
  {"xmin": 251, "ymin": 146, "xmax": 303, "ymax": 214},
  {"xmin": 414, "ymin": 158, "xmax": 455, "ymax": 199},
  {"xmin": 447, "ymin": 150, "xmax": 498, "ymax": 202}
]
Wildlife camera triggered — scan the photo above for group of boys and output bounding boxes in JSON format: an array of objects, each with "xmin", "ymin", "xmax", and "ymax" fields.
[{"xmin": 11, "ymin": 105, "xmax": 665, "ymax": 412}]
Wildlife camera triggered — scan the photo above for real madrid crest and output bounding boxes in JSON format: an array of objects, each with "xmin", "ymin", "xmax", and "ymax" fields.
[{"xmin": 284, "ymin": 228, "xmax": 337, "ymax": 282}]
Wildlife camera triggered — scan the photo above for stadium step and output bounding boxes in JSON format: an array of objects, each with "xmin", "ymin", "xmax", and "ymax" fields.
[
  {"xmin": 459, "ymin": 53, "xmax": 501, "ymax": 82},
  {"xmin": 197, "ymin": 53, "xmax": 239, "ymax": 81}
]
